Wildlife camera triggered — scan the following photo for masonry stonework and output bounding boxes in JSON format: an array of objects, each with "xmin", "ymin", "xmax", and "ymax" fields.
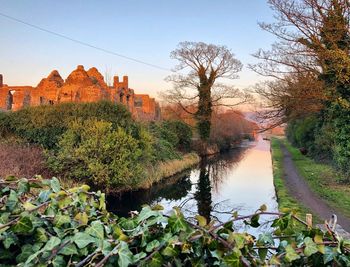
[{"xmin": 0, "ymin": 66, "xmax": 161, "ymax": 120}]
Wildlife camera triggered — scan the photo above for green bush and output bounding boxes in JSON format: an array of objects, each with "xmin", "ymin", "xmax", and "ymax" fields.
[
  {"xmin": 286, "ymin": 116, "xmax": 317, "ymax": 149},
  {"xmin": 0, "ymin": 111, "xmax": 10, "ymax": 137},
  {"xmin": 8, "ymin": 101, "xmax": 135, "ymax": 149},
  {"xmin": 162, "ymin": 120, "xmax": 193, "ymax": 151},
  {"xmin": 48, "ymin": 119, "xmax": 149, "ymax": 192},
  {"xmin": 148, "ymin": 122, "xmax": 181, "ymax": 161}
]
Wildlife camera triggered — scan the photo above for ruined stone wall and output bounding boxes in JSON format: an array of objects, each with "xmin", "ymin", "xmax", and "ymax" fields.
[{"xmin": 0, "ymin": 66, "xmax": 160, "ymax": 120}]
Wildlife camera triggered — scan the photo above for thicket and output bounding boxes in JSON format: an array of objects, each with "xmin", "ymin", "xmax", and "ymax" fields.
[
  {"xmin": 2, "ymin": 101, "xmax": 135, "ymax": 149},
  {"xmin": 0, "ymin": 102, "xmax": 196, "ymax": 192},
  {"xmin": 148, "ymin": 120, "xmax": 192, "ymax": 161},
  {"xmin": 46, "ymin": 119, "xmax": 152, "ymax": 192},
  {"xmin": 0, "ymin": 176, "xmax": 349, "ymax": 266}
]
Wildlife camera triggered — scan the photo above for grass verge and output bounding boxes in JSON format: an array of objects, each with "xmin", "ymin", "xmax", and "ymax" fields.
[
  {"xmin": 141, "ymin": 152, "xmax": 200, "ymax": 189},
  {"xmin": 282, "ymin": 139, "xmax": 350, "ymax": 219},
  {"xmin": 271, "ymin": 138, "xmax": 317, "ymax": 223}
]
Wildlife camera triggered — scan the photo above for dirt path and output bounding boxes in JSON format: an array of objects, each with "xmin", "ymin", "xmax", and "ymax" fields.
[{"xmin": 280, "ymin": 143, "xmax": 350, "ymax": 232}]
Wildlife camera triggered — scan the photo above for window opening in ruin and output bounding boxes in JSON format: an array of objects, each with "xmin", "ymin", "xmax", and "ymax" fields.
[
  {"xmin": 134, "ymin": 98, "xmax": 143, "ymax": 108},
  {"xmin": 23, "ymin": 93, "xmax": 31, "ymax": 107},
  {"xmin": 5, "ymin": 91, "xmax": 14, "ymax": 110}
]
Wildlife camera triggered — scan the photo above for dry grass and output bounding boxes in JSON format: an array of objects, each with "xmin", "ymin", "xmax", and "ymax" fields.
[
  {"xmin": 141, "ymin": 153, "xmax": 200, "ymax": 189},
  {"xmin": 0, "ymin": 137, "xmax": 53, "ymax": 179}
]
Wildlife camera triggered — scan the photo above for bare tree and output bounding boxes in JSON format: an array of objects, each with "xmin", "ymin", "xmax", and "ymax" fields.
[
  {"xmin": 251, "ymin": 0, "xmax": 350, "ymax": 127},
  {"xmin": 162, "ymin": 42, "xmax": 251, "ymax": 143}
]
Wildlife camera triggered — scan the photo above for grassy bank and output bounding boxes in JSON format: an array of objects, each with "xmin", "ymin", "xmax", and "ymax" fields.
[
  {"xmin": 270, "ymin": 138, "xmax": 314, "ymax": 220},
  {"xmin": 0, "ymin": 135, "xmax": 200, "ymax": 192},
  {"xmin": 142, "ymin": 152, "xmax": 200, "ymax": 189},
  {"xmin": 282, "ymin": 139, "xmax": 350, "ymax": 219}
]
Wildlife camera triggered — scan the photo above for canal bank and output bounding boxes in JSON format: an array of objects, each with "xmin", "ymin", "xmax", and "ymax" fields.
[
  {"xmin": 271, "ymin": 138, "xmax": 350, "ymax": 232},
  {"xmin": 107, "ymin": 135, "xmax": 278, "ymax": 222}
]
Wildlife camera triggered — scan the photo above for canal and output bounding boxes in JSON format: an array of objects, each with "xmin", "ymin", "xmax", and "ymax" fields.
[{"xmin": 107, "ymin": 135, "xmax": 278, "ymax": 225}]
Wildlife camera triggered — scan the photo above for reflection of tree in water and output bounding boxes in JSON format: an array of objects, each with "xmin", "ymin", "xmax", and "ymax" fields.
[
  {"xmin": 193, "ymin": 147, "xmax": 250, "ymax": 222},
  {"xmin": 107, "ymin": 173, "xmax": 192, "ymax": 217},
  {"xmin": 194, "ymin": 159, "xmax": 212, "ymax": 221},
  {"xmin": 207, "ymin": 147, "xmax": 248, "ymax": 194}
]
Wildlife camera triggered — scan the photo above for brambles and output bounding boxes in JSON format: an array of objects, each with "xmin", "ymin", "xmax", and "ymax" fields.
[{"xmin": 0, "ymin": 177, "xmax": 349, "ymax": 266}]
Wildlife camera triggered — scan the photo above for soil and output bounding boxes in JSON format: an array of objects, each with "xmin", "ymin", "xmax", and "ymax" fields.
[{"xmin": 280, "ymin": 143, "xmax": 350, "ymax": 232}]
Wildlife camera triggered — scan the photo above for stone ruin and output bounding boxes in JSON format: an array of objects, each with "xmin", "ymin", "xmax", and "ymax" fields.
[{"xmin": 0, "ymin": 65, "xmax": 161, "ymax": 120}]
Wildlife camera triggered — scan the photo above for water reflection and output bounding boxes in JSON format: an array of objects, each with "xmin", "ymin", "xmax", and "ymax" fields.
[
  {"xmin": 107, "ymin": 136, "xmax": 278, "ymax": 225},
  {"xmin": 107, "ymin": 172, "xmax": 192, "ymax": 217},
  {"xmin": 194, "ymin": 159, "xmax": 212, "ymax": 221}
]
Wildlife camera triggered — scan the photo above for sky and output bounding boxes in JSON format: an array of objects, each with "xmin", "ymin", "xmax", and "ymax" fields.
[{"xmin": 0, "ymin": 0, "xmax": 277, "ymax": 97}]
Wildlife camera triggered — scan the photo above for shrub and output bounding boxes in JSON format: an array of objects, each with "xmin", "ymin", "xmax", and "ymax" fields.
[
  {"xmin": 8, "ymin": 101, "xmax": 135, "ymax": 149},
  {"xmin": 48, "ymin": 119, "xmax": 148, "ymax": 192},
  {"xmin": 0, "ymin": 111, "xmax": 10, "ymax": 137},
  {"xmin": 148, "ymin": 122, "xmax": 181, "ymax": 161},
  {"xmin": 162, "ymin": 120, "xmax": 193, "ymax": 151}
]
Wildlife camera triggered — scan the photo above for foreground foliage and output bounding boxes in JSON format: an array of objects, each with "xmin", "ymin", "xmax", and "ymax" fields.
[{"xmin": 0, "ymin": 177, "xmax": 349, "ymax": 266}]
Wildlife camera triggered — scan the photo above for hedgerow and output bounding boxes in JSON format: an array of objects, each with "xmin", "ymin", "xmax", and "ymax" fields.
[{"xmin": 0, "ymin": 177, "xmax": 349, "ymax": 266}]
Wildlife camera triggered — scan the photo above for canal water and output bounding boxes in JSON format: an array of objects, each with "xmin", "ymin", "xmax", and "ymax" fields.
[{"xmin": 107, "ymin": 135, "xmax": 278, "ymax": 227}]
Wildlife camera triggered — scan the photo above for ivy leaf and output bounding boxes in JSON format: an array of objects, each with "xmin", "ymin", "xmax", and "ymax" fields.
[
  {"xmin": 137, "ymin": 206, "xmax": 159, "ymax": 223},
  {"xmin": 132, "ymin": 252, "xmax": 147, "ymax": 263},
  {"xmin": 23, "ymin": 202, "xmax": 37, "ymax": 211},
  {"xmin": 43, "ymin": 236, "xmax": 61, "ymax": 251},
  {"xmin": 12, "ymin": 216, "xmax": 33, "ymax": 234},
  {"xmin": 35, "ymin": 227, "xmax": 48, "ymax": 243},
  {"xmin": 59, "ymin": 243, "xmax": 78, "ymax": 256},
  {"xmin": 118, "ymin": 241, "xmax": 133, "ymax": 267},
  {"xmin": 50, "ymin": 177, "xmax": 61, "ymax": 193},
  {"xmin": 269, "ymin": 255, "xmax": 281, "ymax": 265},
  {"xmin": 223, "ymin": 249, "xmax": 241, "ymax": 267},
  {"xmin": 195, "ymin": 215, "xmax": 207, "ymax": 227},
  {"xmin": 258, "ymin": 248, "xmax": 268, "ymax": 261},
  {"xmin": 146, "ymin": 240, "xmax": 160, "ymax": 252},
  {"xmin": 52, "ymin": 255, "xmax": 66, "ymax": 267},
  {"xmin": 74, "ymin": 232, "xmax": 96, "ymax": 248},
  {"xmin": 24, "ymin": 251, "xmax": 41, "ymax": 265},
  {"xmin": 99, "ymin": 193, "xmax": 106, "ymax": 210},
  {"xmin": 304, "ymin": 237, "xmax": 318, "ymax": 257},
  {"xmin": 6, "ymin": 190, "xmax": 18, "ymax": 211},
  {"xmin": 168, "ymin": 209, "xmax": 188, "ymax": 233},
  {"xmin": 250, "ymin": 214, "xmax": 260, "ymax": 228},
  {"xmin": 54, "ymin": 215, "xmax": 71, "ymax": 227},
  {"xmin": 86, "ymin": 220, "xmax": 104, "ymax": 240},
  {"xmin": 147, "ymin": 252, "xmax": 163, "ymax": 267},
  {"xmin": 3, "ymin": 234, "xmax": 18, "ymax": 248},
  {"xmin": 257, "ymin": 233, "xmax": 274, "ymax": 246},
  {"xmin": 228, "ymin": 233, "xmax": 245, "ymax": 249},
  {"xmin": 285, "ymin": 245, "xmax": 300, "ymax": 262},
  {"xmin": 323, "ymin": 246, "xmax": 335, "ymax": 264},
  {"xmin": 74, "ymin": 212, "xmax": 89, "ymax": 225},
  {"xmin": 18, "ymin": 179, "xmax": 29, "ymax": 194},
  {"xmin": 162, "ymin": 246, "xmax": 178, "ymax": 257},
  {"xmin": 38, "ymin": 190, "xmax": 51, "ymax": 203},
  {"xmin": 16, "ymin": 244, "xmax": 33, "ymax": 263}
]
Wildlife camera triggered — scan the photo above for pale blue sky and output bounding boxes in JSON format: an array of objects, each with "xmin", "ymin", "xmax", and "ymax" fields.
[{"xmin": 0, "ymin": 0, "xmax": 276, "ymax": 96}]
